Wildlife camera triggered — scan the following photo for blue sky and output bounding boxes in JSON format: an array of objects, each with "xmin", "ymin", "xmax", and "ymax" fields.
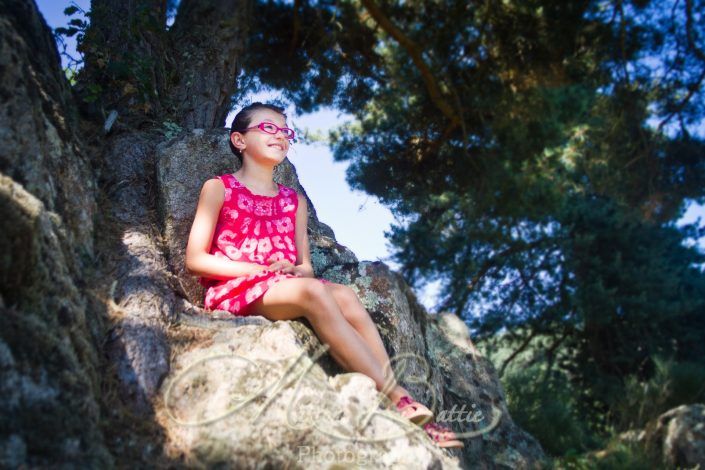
[{"xmin": 35, "ymin": 0, "xmax": 704, "ymax": 312}]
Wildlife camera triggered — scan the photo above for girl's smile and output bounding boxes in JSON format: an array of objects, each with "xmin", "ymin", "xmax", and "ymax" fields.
[{"xmin": 267, "ymin": 141, "xmax": 287, "ymax": 151}]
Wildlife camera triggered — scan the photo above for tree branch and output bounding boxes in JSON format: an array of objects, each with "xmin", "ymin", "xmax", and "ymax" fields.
[
  {"xmin": 616, "ymin": 0, "xmax": 631, "ymax": 84},
  {"xmin": 467, "ymin": 237, "xmax": 551, "ymax": 292},
  {"xmin": 656, "ymin": 68, "xmax": 705, "ymax": 133},
  {"xmin": 655, "ymin": 0, "xmax": 705, "ymax": 132},
  {"xmin": 499, "ymin": 328, "xmax": 539, "ymax": 378},
  {"xmin": 540, "ymin": 330, "xmax": 568, "ymax": 386},
  {"xmin": 289, "ymin": 0, "xmax": 301, "ymax": 56},
  {"xmin": 685, "ymin": 0, "xmax": 705, "ymax": 63},
  {"xmin": 359, "ymin": 0, "xmax": 460, "ymax": 126}
]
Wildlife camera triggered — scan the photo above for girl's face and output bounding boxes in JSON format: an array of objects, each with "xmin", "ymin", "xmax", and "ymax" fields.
[{"xmin": 231, "ymin": 108, "xmax": 291, "ymax": 166}]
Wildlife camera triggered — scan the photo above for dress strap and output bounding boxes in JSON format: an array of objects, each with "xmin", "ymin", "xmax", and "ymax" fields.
[
  {"xmin": 215, "ymin": 173, "xmax": 233, "ymax": 186},
  {"xmin": 216, "ymin": 173, "xmax": 226, "ymax": 182}
]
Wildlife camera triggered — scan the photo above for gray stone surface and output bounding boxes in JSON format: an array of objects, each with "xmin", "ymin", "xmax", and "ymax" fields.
[
  {"xmin": 97, "ymin": 132, "xmax": 179, "ymax": 413},
  {"xmin": 644, "ymin": 404, "xmax": 705, "ymax": 468},
  {"xmin": 157, "ymin": 319, "xmax": 461, "ymax": 468},
  {"xmin": 0, "ymin": 2, "xmax": 112, "ymax": 467}
]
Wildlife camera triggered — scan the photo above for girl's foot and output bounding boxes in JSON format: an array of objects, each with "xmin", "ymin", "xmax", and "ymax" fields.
[
  {"xmin": 395, "ymin": 395, "xmax": 434, "ymax": 426},
  {"xmin": 423, "ymin": 421, "xmax": 464, "ymax": 448}
]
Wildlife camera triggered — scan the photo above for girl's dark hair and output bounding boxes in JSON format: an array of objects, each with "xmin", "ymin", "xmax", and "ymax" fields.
[{"xmin": 229, "ymin": 102, "xmax": 287, "ymax": 162}]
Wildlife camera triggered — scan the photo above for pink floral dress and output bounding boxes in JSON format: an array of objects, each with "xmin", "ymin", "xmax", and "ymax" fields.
[{"xmin": 200, "ymin": 173, "xmax": 332, "ymax": 316}]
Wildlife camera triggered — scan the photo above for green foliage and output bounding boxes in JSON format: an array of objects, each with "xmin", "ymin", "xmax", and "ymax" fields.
[
  {"xmin": 559, "ymin": 195, "xmax": 705, "ymax": 425},
  {"xmin": 488, "ymin": 329, "xmax": 704, "ymax": 463},
  {"xmin": 161, "ymin": 120, "xmax": 182, "ymax": 140},
  {"xmin": 240, "ymin": 0, "xmax": 382, "ymax": 114},
  {"xmin": 549, "ymin": 441, "xmax": 653, "ymax": 470},
  {"xmin": 503, "ymin": 362, "xmax": 598, "ymax": 456},
  {"xmin": 53, "ymin": 2, "xmax": 89, "ymax": 72},
  {"xmin": 609, "ymin": 356, "xmax": 705, "ymax": 430},
  {"xmin": 63, "ymin": 67, "xmax": 78, "ymax": 86},
  {"xmin": 83, "ymin": 83, "xmax": 102, "ymax": 104}
]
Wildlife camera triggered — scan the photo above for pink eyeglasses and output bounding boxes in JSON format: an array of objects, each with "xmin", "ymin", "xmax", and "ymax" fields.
[{"xmin": 237, "ymin": 122, "xmax": 296, "ymax": 140}]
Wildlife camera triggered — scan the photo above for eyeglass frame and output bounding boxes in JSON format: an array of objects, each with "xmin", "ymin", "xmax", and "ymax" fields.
[{"xmin": 233, "ymin": 122, "xmax": 296, "ymax": 141}]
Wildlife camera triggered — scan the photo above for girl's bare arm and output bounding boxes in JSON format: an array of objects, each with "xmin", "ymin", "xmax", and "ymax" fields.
[
  {"xmin": 293, "ymin": 192, "xmax": 315, "ymax": 278},
  {"xmin": 185, "ymin": 178, "xmax": 267, "ymax": 280}
]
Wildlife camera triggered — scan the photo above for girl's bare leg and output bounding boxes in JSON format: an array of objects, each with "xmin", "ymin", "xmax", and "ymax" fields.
[
  {"xmin": 323, "ymin": 283, "xmax": 412, "ymax": 404},
  {"xmin": 247, "ymin": 278, "xmax": 396, "ymax": 400}
]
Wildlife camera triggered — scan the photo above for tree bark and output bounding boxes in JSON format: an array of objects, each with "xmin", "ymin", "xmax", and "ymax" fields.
[
  {"xmin": 80, "ymin": 0, "xmax": 169, "ymax": 121},
  {"xmin": 168, "ymin": 0, "xmax": 253, "ymax": 128},
  {"xmin": 81, "ymin": 0, "xmax": 252, "ymax": 128}
]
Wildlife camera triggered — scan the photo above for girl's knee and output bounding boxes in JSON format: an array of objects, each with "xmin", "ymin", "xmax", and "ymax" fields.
[
  {"xmin": 328, "ymin": 283, "xmax": 363, "ymax": 310},
  {"xmin": 344, "ymin": 298, "xmax": 373, "ymax": 326},
  {"xmin": 326, "ymin": 284, "xmax": 370, "ymax": 325},
  {"xmin": 300, "ymin": 278, "xmax": 330, "ymax": 303},
  {"xmin": 340, "ymin": 285, "xmax": 362, "ymax": 306},
  {"xmin": 298, "ymin": 280, "xmax": 342, "ymax": 321}
]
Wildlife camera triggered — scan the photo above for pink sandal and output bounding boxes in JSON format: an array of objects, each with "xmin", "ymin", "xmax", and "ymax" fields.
[
  {"xmin": 395, "ymin": 395, "xmax": 434, "ymax": 426},
  {"xmin": 423, "ymin": 421, "xmax": 464, "ymax": 448}
]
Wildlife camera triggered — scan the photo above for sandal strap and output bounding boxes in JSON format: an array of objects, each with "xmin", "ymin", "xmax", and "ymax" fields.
[
  {"xmin": 424, "ymin": 421, "xmax": 456, "ymax": 439},
  {"xmin": 395, "ymin": 395, "xmax": 415, "ymax": 410}
]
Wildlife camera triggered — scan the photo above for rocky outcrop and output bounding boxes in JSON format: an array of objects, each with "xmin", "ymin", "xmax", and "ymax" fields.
[
  {"xmin": 0, "ymin": 2, "xmax": 111, "ymax": 467},
  {"xmin": 643, "ymin": 404, "xmax": 705, "ymax": 468},
  {"xmin": 2, "ymin": 1, "xmax": 545, "ymax": 467},
  {"xmin": 316, "ymin": 262, "xmax": 545, "ymax": 468},
  {"xmin": 154, "ymin": 129, "xmax": 546, "ymax": 468},
  {"xmin": 157, "ymin": 317, "xmax": 461, "ymax": 468},
  {"xmin": 96, "ymin": 132, "xmax": 180, "ymax": 414}
]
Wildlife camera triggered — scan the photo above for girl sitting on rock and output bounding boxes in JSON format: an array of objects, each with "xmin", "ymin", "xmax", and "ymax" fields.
[{"xmin": 185, "ymin": 102, "xmax": 463, "ymax": 449}]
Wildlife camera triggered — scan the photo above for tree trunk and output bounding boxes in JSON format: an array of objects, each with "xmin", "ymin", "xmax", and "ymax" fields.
[
  {"xmin": 81, "ymin": 0, "xmax": 252, "ymax": 128},
  {"xmin": 80, "ymin": 0, "xmax": 169, "ymax": 122},
  {"xmin": 167, "ymin": 0, "xmax": 252, "ymax": 128}
]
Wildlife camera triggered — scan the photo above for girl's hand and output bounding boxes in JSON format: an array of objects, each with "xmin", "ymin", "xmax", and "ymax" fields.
[{"xmin": 267, "ymin": 260, "xmax": 301, "ymax": 276}]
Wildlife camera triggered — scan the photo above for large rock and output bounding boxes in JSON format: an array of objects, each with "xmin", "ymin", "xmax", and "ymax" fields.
[
  {"xmin": 157, "ymin": 317, "xmax": 461, "ymax": 468},
  {"xmin": 643, "ymin": 404, "xmax": 705, "ymax": 468},
  {"xmin": 321, "ymin": 261, "xmax": 445, "ymax": 405},
  {"xmin": 0, "ymin": 2, "xmax": 96, "ymax": 255},
  {"xmin": 0, "ymin": 2, "xmax": 111, "ymax": 467},
  {"xmin": 156, "ymin": 130, "xmax": 546, "ymax": 468},
  {"xmin": 97, "ymin": 132, "xmax": 179, "ymax": 414},
  {"xmin": 425, "ymin": 314, "xmax": 546, "ymax": 468}
]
